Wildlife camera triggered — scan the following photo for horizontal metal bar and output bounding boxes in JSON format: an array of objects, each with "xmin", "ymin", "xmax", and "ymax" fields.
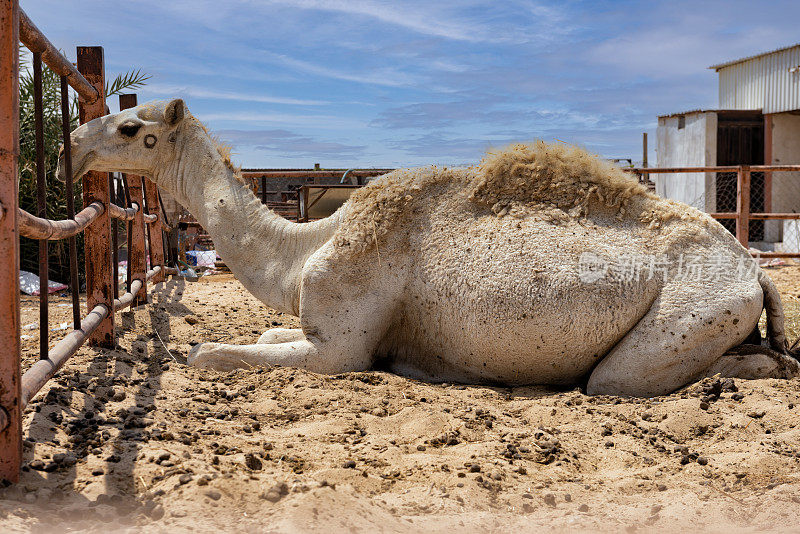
[
  {"xmin": 20, "ymin": 303, "xmax": 109, "ymax": 409},
  {"xmin": 243, "ymin": 168, "xmax": 394, "ymax": 174},
  {"xmin": 114, "ymin": 267, "xmax": 162, "ymax": 310},
  {"xmin": 113, "ymin": 279, "xmax": 142, "ymax": 311},
  {"xmin": 752, "ymin": 252, "xmax": 800, "ymax": 258},
  {"xmin": 143, "ymin": 212, "xmax": 157, "ymax": 224},
  {"xmin": 627, "ymin": 166, "xmax": 740, "ymax": 173},
  {"xmin": 242, "ymin": 170, "xmax": 393, "ymax": 179},
  {"xmin": 108, "ymin": 202, "xmax": 139, "ymax": 221},
  {"xmin": 710, "ymin": 212, "xmax": 800, "ymax": 220},
  {"xmin": 748, "ymin": 166, "xmax": 800, "ymax": 172},
  {"xmin": 14, "ymin": 201, "xmax": 147, "ymax": 238},
  {"xmin": 755, "ymin": 213, "xmax": 800, "ymax": 220},
  {"xmin": 18, "ymin": 8, "xmax": 99, "ymax": 103},
  {"xmin": 146, "ymin": 266, "xmax": 161, "ymax": 281},
  {"xmin": 628, "ymin": 165, "xmax": 800, "ymax": 174},
  {"xmin": 15, "ymin": 200, "xmax": 104, "ymax": 240}
]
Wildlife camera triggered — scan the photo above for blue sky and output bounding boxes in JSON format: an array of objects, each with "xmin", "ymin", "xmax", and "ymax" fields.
[{"xmin": 24, "ymin": 0, "xmax": 800, "ymax": 168}]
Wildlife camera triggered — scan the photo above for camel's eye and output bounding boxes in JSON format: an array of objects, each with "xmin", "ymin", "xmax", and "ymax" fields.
[{"xmin": 119, "ymin": 122, "xmax": 142, "ymax": 138}]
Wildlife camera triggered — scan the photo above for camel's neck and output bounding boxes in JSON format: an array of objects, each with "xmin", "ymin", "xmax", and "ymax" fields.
[{"xmin": 154, "ymin": 121, "xmax": 342, "ymax": 314}]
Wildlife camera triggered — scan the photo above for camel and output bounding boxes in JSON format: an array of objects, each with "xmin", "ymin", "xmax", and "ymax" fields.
[{"xmin": 57, "ymin": 99, "xmax": 800, "ymax": 397}]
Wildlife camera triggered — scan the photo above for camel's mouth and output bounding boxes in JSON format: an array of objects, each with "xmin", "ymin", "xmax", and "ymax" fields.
[{"xmin": 56, "ymin": 151, "xmax": 95, "ymax": 183}]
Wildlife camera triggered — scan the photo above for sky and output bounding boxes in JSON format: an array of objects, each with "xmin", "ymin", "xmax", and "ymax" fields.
[{"xmin": 23, "ymin": 0, "xmax": 800, "ymax": 169}]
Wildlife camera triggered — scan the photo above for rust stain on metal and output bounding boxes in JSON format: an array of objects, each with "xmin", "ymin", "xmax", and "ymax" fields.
[
  {"xmin": 77, "ymin": 46, "xmax": 114, "ymax": 347},
  {"xmin": 144, "ymin": 178, "xmax": 165, "ymax": 284},
  {"xmin": 0, "ymin": 0, "xmax": 22, "ymax": 483},
  {"xmin": 61, "ymin": 75, "xmax": 81, "ymax": 329},
  {"xmin": 119, "ymin": 94, "xmax": 148, "ymax": 304},
  {"xmin": 18, "ymin": 8, "xmax": 98, "ymax": 103}
]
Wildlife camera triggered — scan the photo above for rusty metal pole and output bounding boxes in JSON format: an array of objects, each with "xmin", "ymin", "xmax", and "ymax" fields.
[
  {"xmin": 60, "ymin": 76, "xmax": 81, "ymax": 330},
  {"xmin": 144, "ymin": 179, "xmax": 165, "ymax": 284},
  {"xmin": 33, "ymin": 52, "xmax": 48, "ymax": 360},
  {"xmin": 76, "ymin": 46, "xmax": 113, "ymax": 347},
  {"xmin": 0, "ymin": 0, "xmax": 22, "ymax": 483},
  {"xmin": 119, "ymin": 93, "xmax": 148, "ymax": 304},
  {"xmin": 110, "ymin": 173, "xmax": 118, "ymax": 299},
  {"xmin": 736, "ymin": 165, "xmax": 751, "ymax": 248},
  {"xmin": 18, "ymin": 8, "xmax": 98, "ymax": 103}
]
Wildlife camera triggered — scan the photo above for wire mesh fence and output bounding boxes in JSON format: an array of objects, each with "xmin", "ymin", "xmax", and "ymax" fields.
[
  {"xmin": 651, "ymin": 166, "xmax": 800, "ymax": 256},
  {"xmin": 712, "ymin": 171, "xmax": 766, "ymax": 240}
]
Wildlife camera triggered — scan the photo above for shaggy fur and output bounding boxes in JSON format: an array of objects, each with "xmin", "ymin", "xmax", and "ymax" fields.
[{"xmin": 334, "ymin": 141, "xmax": 707, "ymax": 254}]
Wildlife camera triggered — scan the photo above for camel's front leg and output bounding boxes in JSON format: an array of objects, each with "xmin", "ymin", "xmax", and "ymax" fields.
[
  {"xmin": 257, "ymin": 328, "xmax": 304, "ymax": 344},
  {"xmin": 187, "ymin": 339, "xmax": 368, "ymax": 373},
  {"xmin": 189, "ymin": 242, "xmax": 405, "ymax": 374}
]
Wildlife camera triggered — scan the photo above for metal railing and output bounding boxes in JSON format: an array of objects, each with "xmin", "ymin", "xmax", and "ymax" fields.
[
  {"xmin": 0, "ymin": 3, "xmax": 168, "ymax": 483},
  {"xmin": 627, "ymin": 165, "xmax": 800, "ymax": 257}
]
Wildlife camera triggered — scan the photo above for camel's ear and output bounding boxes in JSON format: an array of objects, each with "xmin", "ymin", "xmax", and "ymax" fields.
[{"xmin": 164, "ymin": 98, "xmax": 185, "ymax": 126}]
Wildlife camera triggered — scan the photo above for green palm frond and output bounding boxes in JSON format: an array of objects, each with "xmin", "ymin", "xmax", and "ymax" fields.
[{"xmin": 105, "ymin": 69, "xmax": 151, "ymax": 97}]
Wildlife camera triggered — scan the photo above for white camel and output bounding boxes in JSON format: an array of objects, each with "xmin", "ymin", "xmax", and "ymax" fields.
[{"xmin": 58, "ymin": 99, "xmax": 800, "ymax": 397}]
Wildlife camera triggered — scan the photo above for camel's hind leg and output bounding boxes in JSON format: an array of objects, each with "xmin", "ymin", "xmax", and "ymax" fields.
[
  {"xmin": 587, "ymin": 280, "xmax": 765, "ymax": 397},
  {"xmin": 703, "ymin": 345, "xmax": 799, "ymax": 379}
]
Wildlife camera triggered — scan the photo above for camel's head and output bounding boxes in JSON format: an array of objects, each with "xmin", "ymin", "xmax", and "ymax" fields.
[{"xmin": 56, "ymin": 98, "xmax": 186, "ymax": 183}]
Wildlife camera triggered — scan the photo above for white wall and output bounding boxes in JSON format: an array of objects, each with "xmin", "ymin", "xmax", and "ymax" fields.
[
  {"xmin": 769, "ymin": 113, "xmax": 800, "ymax": 251},
  {"xmin": 656, "ymin": 112, "xmax": 717, "ymax": 211}
]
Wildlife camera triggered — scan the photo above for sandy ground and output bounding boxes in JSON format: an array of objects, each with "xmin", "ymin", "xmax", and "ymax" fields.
[{"xmin": 2, "ymin": 268, "xmax": 800, "ymax": 533}]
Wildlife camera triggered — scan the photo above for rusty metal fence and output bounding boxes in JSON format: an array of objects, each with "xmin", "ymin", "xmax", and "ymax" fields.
[
  {"xmin": 629, "ymin": 165, "xmax": 800, "ymax": 257},
  {"xmin": 0, "ymin": 3, "xmax": 169, "ymax": 483}
]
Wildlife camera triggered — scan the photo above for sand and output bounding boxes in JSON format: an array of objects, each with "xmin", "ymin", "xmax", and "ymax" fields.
[{"xmin": 2, "ymin": 269, "xmax": 800, "ymax": 533}]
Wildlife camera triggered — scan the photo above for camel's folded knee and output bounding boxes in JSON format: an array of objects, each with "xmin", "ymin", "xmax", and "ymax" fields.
[{"xmin": 257, "ymin": 328, "xmax": 304, "ymax": 344}]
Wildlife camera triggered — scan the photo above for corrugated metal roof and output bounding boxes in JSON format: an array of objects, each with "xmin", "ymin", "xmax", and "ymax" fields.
[
  {"xmin": 709, "ymin": 43, "xmax": 800, "ymax": 71},
  {"xmin": 655, "ymin": 109, "xmax": 753, "ymax": 119},
  {"xmin": 657, "ymin": 109, "xmax": 713, "ymax": 119},
  {"xmin": 717, "ymin": 45, "xmax": 800, "ymax": 113}
]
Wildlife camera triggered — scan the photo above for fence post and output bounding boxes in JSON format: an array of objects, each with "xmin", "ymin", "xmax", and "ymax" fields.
[
  {"xmin": 0, "ymin": 0, "xmax": 22, "ymax": 483},
  {"xmin": 144, "ymin": 180, "xmax": 165, "ymax": 283},
  {"xmin": 77, "ymin": 46, "xmax": 114, "ymax": 346},
  {"xmin": 119, "ymin": 94, "xmax": 148, "ymax": 305},
  {"xmin": 642, "ymin": 132, "xmax": 649, "ymax": 184},
  {"xmin": 736, "ymin": 165, "xmax": 751, "ymax": 248}
]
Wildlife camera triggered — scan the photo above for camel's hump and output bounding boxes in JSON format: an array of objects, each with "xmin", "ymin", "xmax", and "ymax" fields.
[{"xmin": 334, "ymin": 141, "xmax": 670, "ymax": 254}]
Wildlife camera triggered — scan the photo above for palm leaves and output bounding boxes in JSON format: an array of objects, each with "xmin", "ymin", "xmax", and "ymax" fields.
[{"xmin": 106, "ymin": 69, "xmax": 151, "ymax": 97}]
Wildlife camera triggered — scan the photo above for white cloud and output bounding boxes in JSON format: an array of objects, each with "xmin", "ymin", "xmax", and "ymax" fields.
[
  {"xmin": 262, "ymin": 0, "xmax": 500, "ymax": 42},
  {"xmin": 258, "ymin": 51, "xmax": 419, "ymax": 87},
  {"xmin": 201, "ymin": 111, "xmax": 367, "ymax": 130},
  {"xmin": 143, "ymin": 83, "xmax": 329, "ymax": 106}
]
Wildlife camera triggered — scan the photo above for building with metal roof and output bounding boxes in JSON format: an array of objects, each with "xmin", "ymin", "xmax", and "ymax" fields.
[
  {"xmin": 656, "ymin": 44, "xmax": 800, "ymax": 250},
  {"xmin": 710, "ymin": 43, "xmax": 800, "ymax": 114}
]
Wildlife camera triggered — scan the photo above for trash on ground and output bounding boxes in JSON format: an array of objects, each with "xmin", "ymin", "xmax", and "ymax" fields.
[{"xmin": 19, "ymin": 271, "xmax": 69, "ymax": 296}]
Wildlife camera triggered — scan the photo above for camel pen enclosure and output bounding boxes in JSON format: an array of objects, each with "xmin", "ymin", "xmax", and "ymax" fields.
[
  {"xmin": 0, "ymin": 3, "xmax": 170, "ymax": 483},
  {"xmin": 3, "ymin": 2, "xmax": 800, "ymax": 532}
]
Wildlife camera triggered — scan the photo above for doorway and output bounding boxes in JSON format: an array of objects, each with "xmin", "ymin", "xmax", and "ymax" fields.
[{"xmin": 715, "ymin": 111, "xmax": 765, "ymax": 241}]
